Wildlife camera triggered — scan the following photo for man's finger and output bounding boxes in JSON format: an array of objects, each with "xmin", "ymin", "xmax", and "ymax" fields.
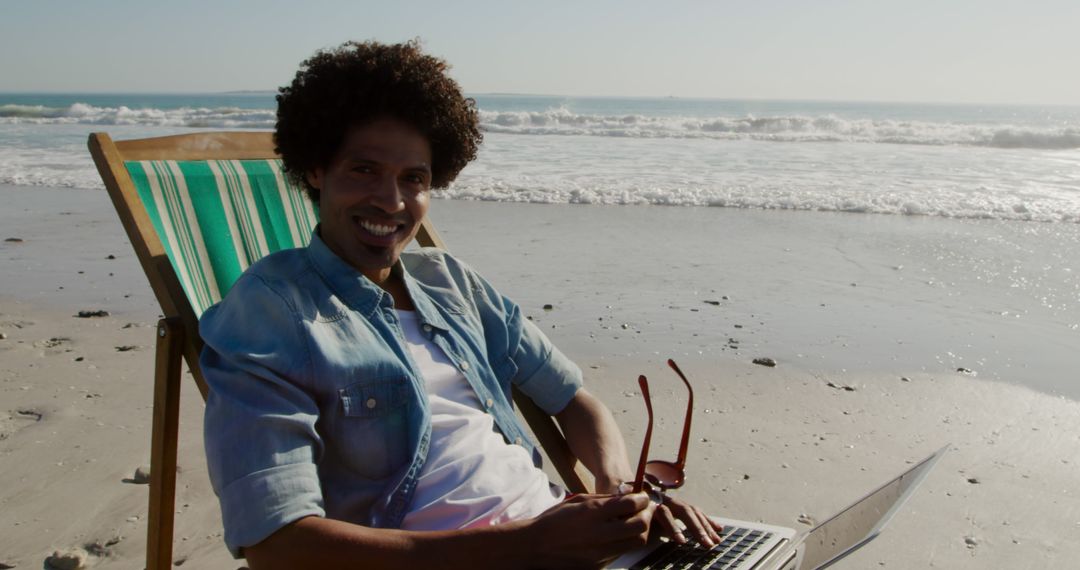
[
  {"xmin": 692, "ymin": 506, "xmax": 723, "ymax": 544},
  {"xmin": 668, "ymin": 500, "xmax": 716, "ymax": 547},
  {"xmin": 701, "ymin": 509, "xmax": 724, "ymax": 542},
  {"xmin": 655, "ymin": 504, "xmax": 687, "ymax": 544}
]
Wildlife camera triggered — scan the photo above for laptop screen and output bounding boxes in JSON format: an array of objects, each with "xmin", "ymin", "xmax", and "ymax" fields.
[{"xmin": 800, "ymin": 447, "xmax": 946, "ymax": 570}]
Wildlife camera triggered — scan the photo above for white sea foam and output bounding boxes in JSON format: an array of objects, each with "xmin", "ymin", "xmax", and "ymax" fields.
[
  {"xmin": 3, "ymin": 98, "xmax": 1078, "ymax": 225},
  {"xmin": 3, "ymin": 102, "xmax": 1079, "ymax": 150},
  {"xmin": 479, "ymin": 108, "xmax": 1080, "ymax": 150},
  {"xmin": 0, "ymin": 103, "xmax": 276, "ymax": 129},
  {"xmin": 438, "ymin": 178, "xmax": 1080, "ymax": 224}
]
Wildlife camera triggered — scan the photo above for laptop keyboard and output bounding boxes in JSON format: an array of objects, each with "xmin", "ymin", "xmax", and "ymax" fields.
[{"xmin": 630, "ymin": 527, "xmax": 775, "ymax": 569}]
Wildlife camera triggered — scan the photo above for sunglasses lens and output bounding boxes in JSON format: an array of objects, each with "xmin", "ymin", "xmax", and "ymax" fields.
[{"xmin": 645, "ymin": 460, "xmax": 684, "ymax": 489}]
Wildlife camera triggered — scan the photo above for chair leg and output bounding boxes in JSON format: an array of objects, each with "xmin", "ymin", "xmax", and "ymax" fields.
[{"xmin": 146, "ymin": 318, "xmax": 184, "ymax": 570}]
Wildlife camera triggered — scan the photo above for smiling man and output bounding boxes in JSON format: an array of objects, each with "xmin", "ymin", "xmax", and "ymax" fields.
[{"xmin": 199, "ymin": 40, "xmax": 721, "ymax": 569}]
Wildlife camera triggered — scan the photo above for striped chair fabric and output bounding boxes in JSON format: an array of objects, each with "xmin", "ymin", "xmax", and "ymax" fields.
[{"xmin": 125, "ymin": 159, "xmax": 318, "ymax": 316}]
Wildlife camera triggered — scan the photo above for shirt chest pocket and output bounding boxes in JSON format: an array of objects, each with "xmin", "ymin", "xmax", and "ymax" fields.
[
  {"xmin": 333, "ymin": 378, "xmax": 413, "ymax": 480},
  {"xmin": 341, "ymin": 380, "xmax": 410, "ymax": 417}
]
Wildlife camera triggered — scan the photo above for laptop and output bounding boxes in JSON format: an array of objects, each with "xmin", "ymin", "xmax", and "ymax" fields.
[{"xmin": 608, "ymin": 444, "xmax": 949, "ymax": 570}]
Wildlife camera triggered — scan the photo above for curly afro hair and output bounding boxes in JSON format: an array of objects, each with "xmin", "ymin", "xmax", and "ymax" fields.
[{"xmin": 274, "ymin": 39, "xmax": 482, "ymax": 202}]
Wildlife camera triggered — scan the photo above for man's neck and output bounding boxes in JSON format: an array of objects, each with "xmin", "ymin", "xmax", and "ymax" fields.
[{"xmin": 370, "ymin": 269, "xmax": 415, "ymax": 311}]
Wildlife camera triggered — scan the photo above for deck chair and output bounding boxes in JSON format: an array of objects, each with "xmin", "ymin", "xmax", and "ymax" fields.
[{"xmin": 88, "ymin": 131, "xmax": 592, "ymax": 570}]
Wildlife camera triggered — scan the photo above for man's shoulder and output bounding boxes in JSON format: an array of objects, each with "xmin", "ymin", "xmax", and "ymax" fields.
[
  {"xmin": 402, "ymin": 248, "xmax": 478, "ymax": 288},
  {"xmin": 245, "ymin": 247, "xmax": 313, "ymax": 282},
  {"xmin": 205, "ymin": 248, "xmax": 317, "ymax": 320},
  {"xmin": 402, "ymin": 246, "xmax": 453, "ymax": 265}
]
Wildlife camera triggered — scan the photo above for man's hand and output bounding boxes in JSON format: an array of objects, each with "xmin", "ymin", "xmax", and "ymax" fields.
[
  {"xmin": 650, "ymin": 493, "xmax": 723, "ymax": 548},
  {"xmin": 519, "ymin": 492, "xmax": 656, "ymax": 569}
]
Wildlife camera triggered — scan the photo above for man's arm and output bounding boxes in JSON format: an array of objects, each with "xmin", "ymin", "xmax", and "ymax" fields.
[
  {"xmin": 555, "ymin": 388, "xmax": 723, "ymax": 547},
  {"xmin": 244, "ymin": 493, "xmax": 655, "ymax": 570},
  {"xmin": 555, "ymin": 387, "xmax": 635, "ymax": 494}
]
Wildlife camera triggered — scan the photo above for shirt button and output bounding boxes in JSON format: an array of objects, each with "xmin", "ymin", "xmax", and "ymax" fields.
[
  {"xmin": 514, "ymin": 437, "xmax": 523, "ymax": 445},
  {"xmin": 460, "ymin": 361, "xmax": 470, "ymax": 371},
  {"xmin": 485, "ymin": 398, "xmax": 494, "ymax": 408},
  {"xmin": 422, "ymin": 324, "xmax": 432, "ymax": 332},
  {"xmin": 366, "ymin": 398, "xmax": 377, "ymax": 409}
]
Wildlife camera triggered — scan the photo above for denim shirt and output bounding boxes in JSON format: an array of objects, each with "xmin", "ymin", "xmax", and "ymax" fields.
[{"xmin": 200, "ymin": 232, "xmax": 583, "ymax": 557}]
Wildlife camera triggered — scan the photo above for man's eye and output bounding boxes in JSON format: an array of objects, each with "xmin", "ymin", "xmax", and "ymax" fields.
[{"xmin": 352, "ymin": 165, "xmax": 374, "ymax": 174}]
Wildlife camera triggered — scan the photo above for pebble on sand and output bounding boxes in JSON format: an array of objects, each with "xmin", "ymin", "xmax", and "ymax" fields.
[
  {"xmin": 752, "ymin": 357, "xmax": 777, "ymax": 367},
  {"xmin": 0, "ymin": 562, "xmax": 17, "ymax": 569},
  {"xmin": 0, "ymin": 333, "xmax": 7, "ymax": 340},
  {"xmin": 44, "ymin": 548, "xmax": 88, "ymax": 570},
  {"xmin": 75, "ymin": 310, "xmax": 110, "ymax": 318},
  {"xmin": 132, "ymin": 466, "xmax": 151, "ymax": 484}
]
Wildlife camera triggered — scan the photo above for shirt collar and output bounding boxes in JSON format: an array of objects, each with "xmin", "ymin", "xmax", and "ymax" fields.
[{"xmin": 305, "ymin": 227, "xmax": 451, "ymax": 332}]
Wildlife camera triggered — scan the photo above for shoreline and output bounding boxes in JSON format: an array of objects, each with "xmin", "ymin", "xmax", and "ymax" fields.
[
  {"xmin": 2, "ymin": 183, "xmax": 1079, "ymax": 568},
  {"xmin": 428, "ymin": 197, "xmax": 1080, "ymax": 401}
]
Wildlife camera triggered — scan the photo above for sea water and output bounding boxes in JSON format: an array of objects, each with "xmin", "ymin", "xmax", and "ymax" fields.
[
  {"xmin": 1, "ymin": 92, "xmax": 1079, "ymax": 223},
  {"xmin": 2, "ymin": 92, "xmax": 1078, "ymax": 397}
]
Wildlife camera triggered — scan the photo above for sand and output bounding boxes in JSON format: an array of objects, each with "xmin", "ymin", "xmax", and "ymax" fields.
[{"xmin": 1, "ymin": 184, "xmax": 1078, "ymax": 569}]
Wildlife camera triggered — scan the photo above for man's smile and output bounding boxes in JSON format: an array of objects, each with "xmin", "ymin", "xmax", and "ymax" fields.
[{"xmin": 355, "ymin": 216, "xmax": 403, "ymax": 237}]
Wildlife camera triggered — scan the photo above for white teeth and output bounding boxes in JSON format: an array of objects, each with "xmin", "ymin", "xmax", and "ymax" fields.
[{"xmin": 359, "ymin": 219, "xmax": 397, "ymax": 236}]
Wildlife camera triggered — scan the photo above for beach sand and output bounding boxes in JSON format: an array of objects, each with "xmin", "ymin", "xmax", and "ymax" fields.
[{"xmin": 1, "ymin": 184, "xmax": 1078, "ymax": 569}]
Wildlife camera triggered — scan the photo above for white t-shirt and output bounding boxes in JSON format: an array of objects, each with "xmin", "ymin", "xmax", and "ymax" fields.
[{"xmin": 396, "ymin": 310, "xmax": 564, "ymax": 531}]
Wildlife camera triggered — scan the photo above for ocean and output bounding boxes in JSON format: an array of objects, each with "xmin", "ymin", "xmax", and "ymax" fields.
[
  {"xmin": 2, "ymin": 92, "xmax": 1079, "ymax": 399},
  {"xmin": 1, "ymin": 92, "xmax": 1079, "ymax": 224}
]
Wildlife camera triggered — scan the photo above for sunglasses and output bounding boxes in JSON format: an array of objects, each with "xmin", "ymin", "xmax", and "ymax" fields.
[{"xmin": 631, "ymin": 359, "xmax": 694, "ymax": 494}]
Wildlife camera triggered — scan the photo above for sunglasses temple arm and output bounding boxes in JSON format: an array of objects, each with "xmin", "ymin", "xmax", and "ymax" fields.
[
  {"xmin": 633, "ymin": 375, "xmax": 653, "ymax": 494},
  {"xmin": 668, "ymin": 359, "xmax": 694, "ymax": 469}
]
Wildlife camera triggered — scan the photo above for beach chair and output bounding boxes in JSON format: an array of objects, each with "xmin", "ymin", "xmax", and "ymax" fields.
[{"xmin": 87, "ymin": 131, "xmax": 592, "ymax": 570}]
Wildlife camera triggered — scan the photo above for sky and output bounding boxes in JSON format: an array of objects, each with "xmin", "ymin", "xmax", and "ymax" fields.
[{"xmin": 1, "ymin": 0, "xmax": 1078, "ymax": 105}]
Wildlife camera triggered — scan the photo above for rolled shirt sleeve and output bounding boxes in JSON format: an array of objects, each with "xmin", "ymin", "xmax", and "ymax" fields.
[
  {"xmin": 200, "ymin": 273, "xmax": 326, "ymax": 558},
  {"xmin": 508, "ymin": 312, "xmax": 583, "ymax": 415},
  {"xmin": 453, "ymin": 257, "xmax": 584, "ymax": 416}
]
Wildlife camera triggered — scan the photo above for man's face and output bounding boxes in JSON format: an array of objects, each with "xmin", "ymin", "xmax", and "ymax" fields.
[{"xmin": 307, "ymin": 118, "xmax": 433, "ymax": 283}]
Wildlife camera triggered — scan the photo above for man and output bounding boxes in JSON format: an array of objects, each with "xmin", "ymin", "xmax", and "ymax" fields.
[{"xmin": 201, "ymin": 40, "xmax": 721, "ymax": 569}]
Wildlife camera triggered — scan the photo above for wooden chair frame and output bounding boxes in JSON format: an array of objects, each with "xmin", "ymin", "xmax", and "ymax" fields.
[{"xmin": 88, "ymin": 131, "xmax": 591, "ymax": 570}]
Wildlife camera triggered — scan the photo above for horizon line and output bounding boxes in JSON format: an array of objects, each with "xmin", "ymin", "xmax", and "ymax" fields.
[{"xmin": 0, "ymin": 89, "xmax": 1078, "ymax": 108}]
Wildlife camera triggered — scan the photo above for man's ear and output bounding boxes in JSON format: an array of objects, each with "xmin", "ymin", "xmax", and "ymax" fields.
[{"xmin": 306, "ymin": 168, "xmax": 323, "ymax": 191}]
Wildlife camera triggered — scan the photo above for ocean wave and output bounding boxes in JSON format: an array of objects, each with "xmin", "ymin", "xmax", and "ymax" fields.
[
  {"xmin": 4, "ymin": 102, "xmax": 1078, "ymax": 151},
  {"xmin": 479, "ymin": 108, "xmax": 1080, "ymax": 150},
  {"xmin": 0, "ymin": 103, "xmax": 276, "ymax": 129},
  {"xmin": 4, "ymin": 160, "xmax": 1076, "ymax": 224},
  {"xmin": 439, "ymin": 179, "xmax": 1080, "ymax": 224}
]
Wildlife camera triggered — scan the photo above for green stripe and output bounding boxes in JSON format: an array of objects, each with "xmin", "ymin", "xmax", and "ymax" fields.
[
  {"xmin": 225, "ymin": 160, "xmax": 270, "ymax": 264},
  {"xmin": 160, "ymin": 161, "xmax": 219, "ymax": 311},
  {"xmin": 125, "ymin": 158, "xmax": 320, "ymax": 317},
  {"xmin": 143, "ymin": 161, "xmax": 204, "ymax": 311},
  {"xmin": 205, "ymin": 161, "xmax": 250, "ymax": 275}
]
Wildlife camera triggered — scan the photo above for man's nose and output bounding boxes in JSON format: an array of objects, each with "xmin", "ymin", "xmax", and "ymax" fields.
[{"xmin": 370, "ymin": 174, "xmax": 406, "ymax": 212}]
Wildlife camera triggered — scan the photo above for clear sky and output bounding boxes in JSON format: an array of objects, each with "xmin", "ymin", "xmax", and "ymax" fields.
[{"xmin": 2, "ymin": 0, "xmax": 1078, "ymax": 105}]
